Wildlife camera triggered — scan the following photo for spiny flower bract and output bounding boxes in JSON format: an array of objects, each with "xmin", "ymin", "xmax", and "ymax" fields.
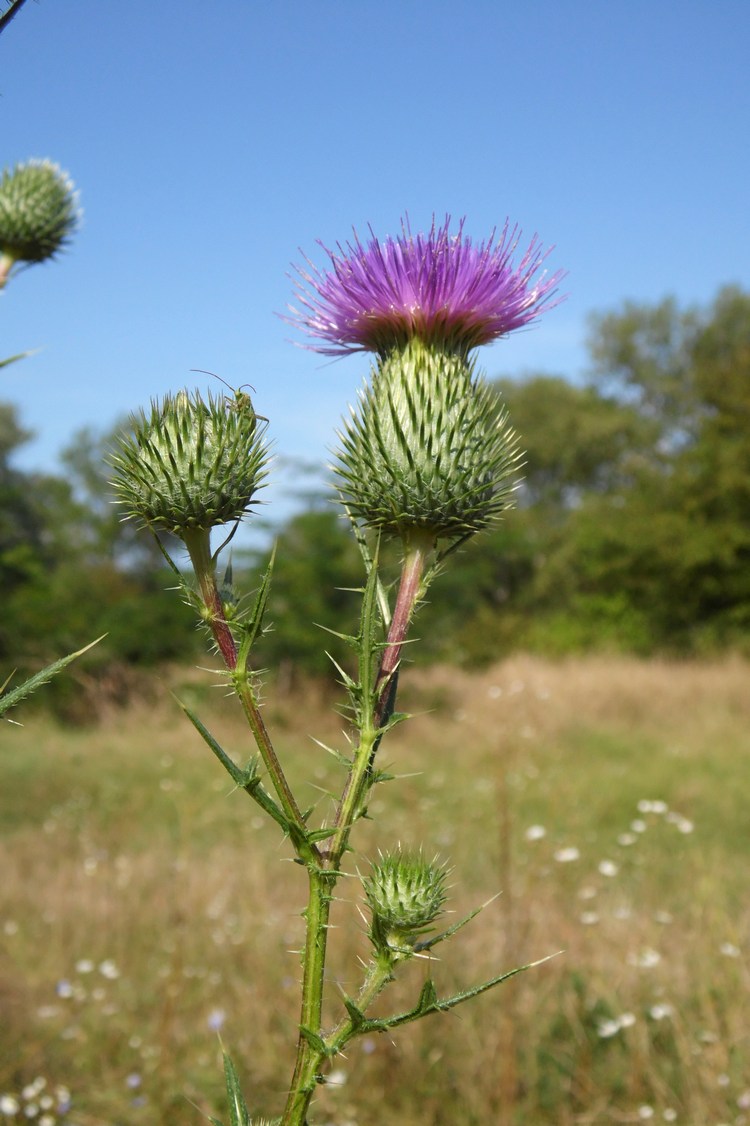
[
  {"xmin": 291, "ymin": 215, "xmax": 563, "ymax": 358},
  {"xmin": 335, "ymin": 337, "xmax": 522, "ymax": 539},
  {"xmin": 364, "ymin": 850, "xmax": 448, "ymax": 947}
]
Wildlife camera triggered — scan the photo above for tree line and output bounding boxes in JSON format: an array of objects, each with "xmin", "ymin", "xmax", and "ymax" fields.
[{"xmin": 2, "ymin": 285, "xmax": 748, "ymax": 706}]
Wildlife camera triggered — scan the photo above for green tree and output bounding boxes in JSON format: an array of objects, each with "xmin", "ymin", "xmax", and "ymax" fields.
[
  {"xmin": 1, "ymin": 415, "xmax": 199, "ymax": 676},
  {"xmin": 560, "ymin": 287, "xmax": 750, "ymax": 650}
]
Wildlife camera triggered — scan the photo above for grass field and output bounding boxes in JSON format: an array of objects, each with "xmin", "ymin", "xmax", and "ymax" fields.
[{"xmin": 1, "ymin": 655, "xmax": 748, "ymax": 1125}]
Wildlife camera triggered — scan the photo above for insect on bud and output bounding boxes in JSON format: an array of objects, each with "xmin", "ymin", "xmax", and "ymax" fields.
[{"xmin": 110, "ymin": 388, "xmax": 269, "ymax": 537}]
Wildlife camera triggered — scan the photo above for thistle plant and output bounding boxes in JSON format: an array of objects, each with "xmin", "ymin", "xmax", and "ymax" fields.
[{"xmin": 111, "ymin": 214, "xmax": 563, "ymax": 1125}]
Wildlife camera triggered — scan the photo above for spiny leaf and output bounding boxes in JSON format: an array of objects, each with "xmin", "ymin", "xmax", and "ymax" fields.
[
  {"xmin": 306, "ymin": 827, "xmax": 336, "ymax": 844},
  {"xmin": 0, "ymin": 636, "xmax": 103, "ymax": 719},
  {"xmin": 0, "ymin": 350, "xmax": 31, "ymax": 368},
  {"xmin": 176, "ymin": 699, "xmax": 292, "ymax": 835},
  {"xmin": 413, "ymin": 897, "xmax": 498, "ymax": 953},
  {"xmin": 222, "ymin": 1052, "xmax": 251, "ymax": 1126},
  {"xmin": 298, "ymin": 1025, "xmax": 328, "ymax": 1055},
  {"xmin": 237, "ymin": 544, "xmax": 276, "ymax": 671},
  {"xmin": 343, "ymin": 995, "xmax": 366, "ymax": 1029},
  {"xmin": 357, "ymin": 545, "xmax": 384, "ymax": 712},
  {"xmin": 351, "ymin": 953, "xmax": 560, "ymax": 1035},
  {"xmin": 177, "ymin": 700, "xmax": 247, "ymax": 786}
]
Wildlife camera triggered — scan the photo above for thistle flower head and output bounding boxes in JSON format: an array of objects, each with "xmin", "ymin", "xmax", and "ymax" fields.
[
  {"xmin": 364, "ymin": 850, "xmax": 448, "ymax": 950},
  {"xmin": 0, "ymin": 160, "xmax": 80, "ymax": 266},
  {"xmin": 110, "ymin": 389, "xmax": 269, "ymax": 537},
  {"xmin": 291, "ymin": 216, "xmax": 563, "ymax": 358},
  {"xmin": 335, "ymin": 338, "xmax": 522, "ymax": 541}
]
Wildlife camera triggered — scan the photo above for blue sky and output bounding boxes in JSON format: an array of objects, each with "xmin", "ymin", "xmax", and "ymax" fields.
[{"xmin": 1, "ymin": 0, "xmax": 749, "ymax": 527}]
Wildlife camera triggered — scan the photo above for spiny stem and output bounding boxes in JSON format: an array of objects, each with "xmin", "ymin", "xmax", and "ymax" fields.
[
  {"xmin": 325, "ymin": 954, "xmax": 394, "ymax": 1053},
  {"xmin": 328, "ymin": 527, "xmax": 433, "ymax": 868},
  {"xmin": 281, "ymin": 530, "xmax": 433, "ymax": 1122},
  {"xmin": 182, "ymin": 529, "xmax": 315, "ymax": 859},
  {"xmin": 374, "ymin": 528, "xmax": 430, "ymax": 709},
  {"xmin": 281, "ymin": 868, "xmax": 336, "ymax": 1125},
  {"xmin": 183, "ymin": 529, "xmax": 238, "ymax": 669},
  {"xmin": 233, "ymin": 676, "xmax": 318, "ymax": 862}
]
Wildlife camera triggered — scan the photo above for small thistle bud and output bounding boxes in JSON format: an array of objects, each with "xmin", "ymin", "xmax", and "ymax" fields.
[
  {"xmin": 364, "ymin": 851, "xmax": 448, "ymax": 949},
  {"xmin": 0, "ymin": 160, "xmax": 80, "ymax": 268},
  {"xmin": 335, "ymin": 337, "xmax": 522, "ymax": 540},
  {"xmin": 110, "ymin": 389, "xmax": 269, "ymax": 537}
]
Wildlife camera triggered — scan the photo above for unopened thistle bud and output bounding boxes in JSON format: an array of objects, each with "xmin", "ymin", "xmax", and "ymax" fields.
[
  {"xmin": 335, "ymin": 337, "xmax": 522, "ymax": 539},
  {"xmin": 0, "ymin": 160, "xmax": 80, "ymax": 271},
  {"xmin": 364, "ymin": 851, "xmax": 448, "ymax": 949},
  {"xmin": 110, "ymin": 389, "xmax": 269, "ymax": 537}
]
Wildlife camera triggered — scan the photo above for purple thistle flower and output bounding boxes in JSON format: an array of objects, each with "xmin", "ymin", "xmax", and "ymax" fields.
[{"xmin": 289, "ymin": 216, "xmax": 564, "ymax": 358}]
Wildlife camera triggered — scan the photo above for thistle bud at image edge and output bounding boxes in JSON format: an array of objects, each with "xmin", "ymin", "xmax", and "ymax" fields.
[{"xmin": 0, "ymin": 159, "xmax": 80, "ymax": 285}]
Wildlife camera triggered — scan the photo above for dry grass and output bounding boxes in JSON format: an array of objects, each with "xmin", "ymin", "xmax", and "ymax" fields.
[{"xmin": 1, "ymin": 655, "xmax": 749, "ymax": 1125}]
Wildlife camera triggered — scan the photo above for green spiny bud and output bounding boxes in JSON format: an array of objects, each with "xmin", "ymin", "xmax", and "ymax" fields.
[
  {"xmin": 334, "ymin": 337, "xmax": 522, "ymax": 541},
  {"xmin": 0, "ymin": 160, "xmax": 80, "ymax": 267},
  {"xmin": 110, "ymin": 389, "xmax": 269, "ymax": 536},
  {"xmin": 364, "ymin": 850, "xmax": 448, "ymax": 949}
]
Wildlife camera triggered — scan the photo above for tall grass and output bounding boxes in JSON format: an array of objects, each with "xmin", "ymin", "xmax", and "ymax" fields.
[{"xmin": 1, "ymin": 656, "xmax": 748, "ymax": 1125}]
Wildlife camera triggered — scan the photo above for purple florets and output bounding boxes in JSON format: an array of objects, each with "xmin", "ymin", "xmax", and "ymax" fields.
[{"xmin": 290, "ymin": 216, "xmax": 564, "ymax": 357}]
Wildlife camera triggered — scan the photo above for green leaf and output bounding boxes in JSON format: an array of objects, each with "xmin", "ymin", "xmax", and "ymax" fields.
[
  {"xmin": 352, "ymin": 953, "xmax": 561, "ymax": 1035},
  {"xmin": 342, "ymin": 995, "xmax": 366, "ymax": 1031},
  {"xmin": 413, "ymin": 896, "xmax": 497, "ymax": 953},
  {"xmin": 0, "ymin": 350, "xmax": 31, "ymax": 368},
  {"xmin": 357, "ymin": 542, "xmax": 384, "ymax": 715},
  {"xmin": 342, "ymin": 501, "xmax": 393, "ymax": 627},
  {"xmin": 0, "ymin": 636, "xmax": 103, "ymax": 719},
  {"xmin": 176, "ymin": 699, "xmax": 291, "ymax": 835},
  {"xmin": 416, "ymin": 977, "xmax": 439, "ymax": 1012},
  {"xmin": 237, "ymin": 544, "xmax": 276, "ymax": 673},
  {"xmin": 177, "ymin": 700, "xmax": 247, "ymax": 785},
  {"xmin": 306, "ymin": 826, "xmax": 336, "ymax": 844},
  {"xmin": 298, "ymin": 1025, "xmax": 328, "ymax": 1056},
  {"xmin": 221, "ymin": 1052, "xmax": 251, "ymax": 1126}
]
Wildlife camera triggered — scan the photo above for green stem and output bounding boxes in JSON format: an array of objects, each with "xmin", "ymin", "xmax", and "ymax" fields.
[
  {"xmin": 182, "ymin": 528, "xmax": 315, "ymax": 861},
  {"xmin": 183, "ymin": 529, "xmax": 238, "ymax": 669},
  {"xmin": 280, "ymin": 868, "xmax": 336, "ymax": 1125},
  {"xmin": 279, "ymin": 529, "xmax": 433, "ymax": 1121},
  {"xmin": 324, "ymin": 953, "xmax": 395, "ymax": 1053},
  {"xmin": 328, "ymin": 527, "xmax": 432, "ymax": 866}
]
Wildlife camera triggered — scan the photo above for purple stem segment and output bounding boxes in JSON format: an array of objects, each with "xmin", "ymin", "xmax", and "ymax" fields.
[{"xmin": 373, "ymin": 530, "xmax": 429, "ymax": 725}]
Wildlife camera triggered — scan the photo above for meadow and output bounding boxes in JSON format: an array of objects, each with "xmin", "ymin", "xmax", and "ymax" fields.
[{"xmin": 1, "ymin": 655, "xmax": 748, "ymax": 1126}]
